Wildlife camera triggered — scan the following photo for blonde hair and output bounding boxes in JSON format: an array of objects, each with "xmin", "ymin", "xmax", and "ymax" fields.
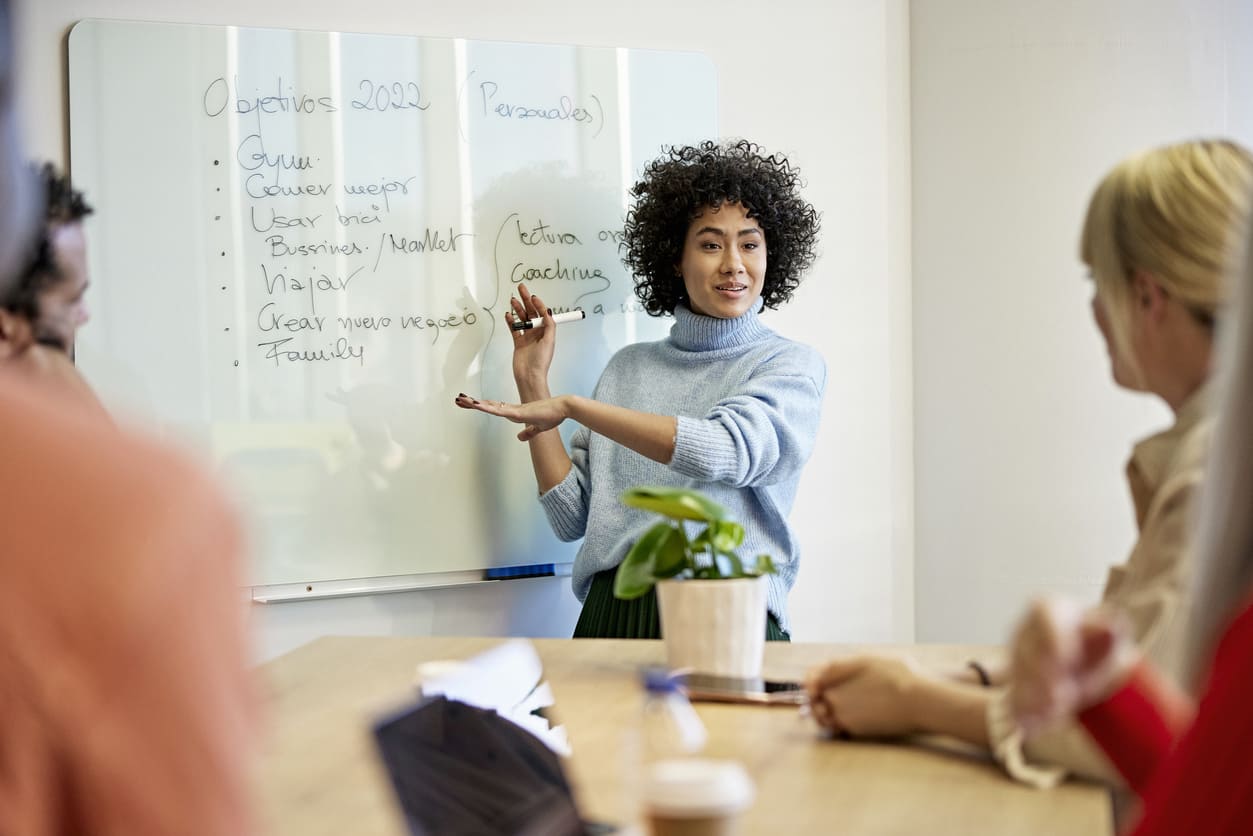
[
  {"xmin": 1186, "ymin": 207, "xmax": 1253, "ymax": 686},
  {"xmin": 1080, "ymin": 140, "xmax": 1253, "ymax": 385}
]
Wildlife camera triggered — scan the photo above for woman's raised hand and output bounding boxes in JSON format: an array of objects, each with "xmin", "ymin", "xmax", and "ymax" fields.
[{"xmin": 507, "ymin": 284, "xmax": 557, "ymax": 401}]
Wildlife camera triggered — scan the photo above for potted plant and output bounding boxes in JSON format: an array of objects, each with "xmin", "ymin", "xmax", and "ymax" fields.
[{"xmin": 614, "ymin": 486, "xmax": 776, "ymax": 678}]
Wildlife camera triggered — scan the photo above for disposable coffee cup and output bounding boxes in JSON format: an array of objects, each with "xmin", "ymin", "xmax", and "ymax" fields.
[{"xmin": 642, "ymin": 758, "xmax": 754, "ymax": 836}]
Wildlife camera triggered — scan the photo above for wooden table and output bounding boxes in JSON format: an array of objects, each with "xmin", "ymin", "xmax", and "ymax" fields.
[{"xmin": 256, "ymin": 637, "xmax": 1112, "ymax": 835}]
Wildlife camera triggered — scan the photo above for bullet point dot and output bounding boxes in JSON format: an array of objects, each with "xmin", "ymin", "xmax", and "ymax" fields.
[
  {"xmin": 220, "ymin": 251, "xmax": 226, "ymax": 256},
  {"xmin": 224, "ymin": 327, "xmax": 230, "ymax": 332},
  {"xmin": 221, "ymin": 285, "xmax": 226, "ymax": 290},
  {"xmin": 216, "ymin": 187, "xmax": 221, "ymax": 192},
  {"xmin": 213, "ymin": 160, "xmax": 220, "ymax": 165},
  {"xmin": 214, "ymin": 215, "xmax": 221, "ymax": 220}
]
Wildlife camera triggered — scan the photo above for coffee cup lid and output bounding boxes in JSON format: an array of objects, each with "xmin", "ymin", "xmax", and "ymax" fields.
[{"xmin": 643, "ymin": 758, "xmax": 754, "ymax": 817}]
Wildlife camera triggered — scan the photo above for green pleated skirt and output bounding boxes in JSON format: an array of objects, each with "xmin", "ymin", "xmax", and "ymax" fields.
[{"xmin": 573, "ymin": 569, "xmax": 789, "ymax": 641}]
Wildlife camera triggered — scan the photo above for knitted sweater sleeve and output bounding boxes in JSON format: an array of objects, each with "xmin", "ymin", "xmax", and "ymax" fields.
[
  {"xmin": 670, "ymin": 346, "xmax": 826, "ymax": 488},
  {"xmin": 536, "ymin": 424, "xmax": 592, "ymax": 542}
]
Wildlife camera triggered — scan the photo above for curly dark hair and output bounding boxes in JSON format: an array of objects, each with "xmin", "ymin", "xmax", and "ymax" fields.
[
  {"xmin": 1, "ymin": 162, "xmax": 93, "ymax": 320},
  {"xmin": 621, "ymin": 139, "xmax": 819, "ymax": 316}
]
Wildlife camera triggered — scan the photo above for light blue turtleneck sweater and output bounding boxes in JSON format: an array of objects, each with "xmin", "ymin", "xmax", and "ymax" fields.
[{"xmin": 538, "ymin": 304, "xmax": 826, "ymax": 634}]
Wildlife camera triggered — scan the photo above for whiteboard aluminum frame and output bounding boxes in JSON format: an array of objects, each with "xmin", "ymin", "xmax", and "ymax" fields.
[{"xmin": 252, "ymin": 562, "xmax": 573, "ymax": 602}]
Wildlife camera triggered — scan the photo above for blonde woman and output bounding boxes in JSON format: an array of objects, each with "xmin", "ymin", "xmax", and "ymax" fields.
[
  {"xmin": 805, "ymin": 139, "xmax": 1253, "ymax": 787},
  {"xmin": 1009, "ymin": 200, "xmax": 1253, "ymax": 833}
]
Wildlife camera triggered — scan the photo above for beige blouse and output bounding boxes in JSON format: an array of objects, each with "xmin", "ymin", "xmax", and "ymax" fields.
[{"xmin": 988, "ymin": 385, "xmax": 1213, "ymax": 787}]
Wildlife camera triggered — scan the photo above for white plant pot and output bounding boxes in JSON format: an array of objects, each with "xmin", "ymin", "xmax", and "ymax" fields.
[{"xmin": 655, "ymin": 576, "xmax": 767, "ymax": 679}]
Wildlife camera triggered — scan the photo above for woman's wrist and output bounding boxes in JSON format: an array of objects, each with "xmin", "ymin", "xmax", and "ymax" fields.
[
  {"xmin": 908, "ymin": 672, "xmax": 994, "ymax": 745},
  {"xmin": 514, "ymin": 373, "xmax": 552, "ymax": 402},
  {"xmin": 900, "ymin": 668, "xmax": 934, "ymax": 735}
]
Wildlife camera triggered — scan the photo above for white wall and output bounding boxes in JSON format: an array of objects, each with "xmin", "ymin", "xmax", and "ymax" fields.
[
  {"xmin": 14, "ymin": 0, "xmax": 914, "ymax": 658},
  {"xmin": 22, "ymin": 0, "xmax": 1251, "ymax": 657},
  {"xmin": 910, "ymin": 0, "xmax": 1253, "ymax": 643}
]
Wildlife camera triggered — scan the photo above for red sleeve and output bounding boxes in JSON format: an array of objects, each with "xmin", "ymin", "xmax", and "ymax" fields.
[
  {"xmin": 1084, "ymin": 603, "xmax": 1253, "ymax": 836},
  {"xmin": 1078, "ymin": 662, "xmax": 1192, "ymax": 793}
]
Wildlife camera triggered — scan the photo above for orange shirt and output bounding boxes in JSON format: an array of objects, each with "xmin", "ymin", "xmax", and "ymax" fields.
[{"xmin": 0, "ymin": 369, "xmax": 256, "ymax": 836}]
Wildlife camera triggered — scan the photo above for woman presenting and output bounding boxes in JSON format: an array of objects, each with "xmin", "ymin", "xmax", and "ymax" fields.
[{"xmin": 457, "ymin": 139, "xmax": 825, "ymax": 639}]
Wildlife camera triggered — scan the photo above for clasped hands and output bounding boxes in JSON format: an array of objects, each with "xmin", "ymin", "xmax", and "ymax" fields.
[
  {"xmin": 804, "ymin": 655, "xmax": 931, "ymax": 738},
  {"xmin": 803, "ymin": 599, "xmax": 1139, "ymax": 741}
]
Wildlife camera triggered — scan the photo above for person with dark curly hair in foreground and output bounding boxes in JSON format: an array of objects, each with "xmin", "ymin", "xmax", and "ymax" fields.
[
  {"xmin": 0, "ymin": 162, "xmax": 103, "ymax": 409},
  {"xmin": 0, "ymin": 1, "xmax": 257, "ymax": 831},
  {"xmin": 457, "ymin": 139, "xmax": 826, "ymax": 638},
  {"xmin": 0, "ymin": 162, "xmax": 94, "ymax": 354}
]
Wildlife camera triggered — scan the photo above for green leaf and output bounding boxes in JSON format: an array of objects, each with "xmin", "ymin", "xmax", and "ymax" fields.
[
  {"xmin": 745, "ymin": 554, "xmax": 778, "ymax": 577},
  {"xmin": 652, "ymin": 530, "xmax": 689, "ymax": 578},
  {"xmin": 689, "ymin": 522, "xmax": 738, "ymax": 551},
  {"xmin": 621, "ymin": 486, "xmax": 729, "ymax": 522},
  {"xmin": 616, "ymin": 485, "xmax": 760, "ymax": 589},
  {"xmin": 614, "ymin": 522, "xmax": 687, "ymax": 599},
  {"xmin": 694, "ymin": 562, "xmax": 720, "ymax": 579},
  {"xmin": 706, "ymin": 520, "xmax": 745, "ymax": 553}
]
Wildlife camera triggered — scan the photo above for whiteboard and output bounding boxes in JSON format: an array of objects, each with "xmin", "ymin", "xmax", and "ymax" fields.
[{"xmin": 67, "ymin": 19, "xmax": 715, "ymax": 595}]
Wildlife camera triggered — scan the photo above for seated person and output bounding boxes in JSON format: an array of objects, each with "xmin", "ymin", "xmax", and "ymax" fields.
[
  {"xmin": 0, "ymin": 161, "xmax": 98, "ymax": 406},
  {"xmin": 805, "ymin": 139, "xmax": 1253, "ymax": 786},
  {"xmin": 1007, "ymin": 201, "xmax": 1253, "ymax": 834},
  {"xmin": 0, "ymin": 7, "xmax": 258, "ymax": 831}
]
